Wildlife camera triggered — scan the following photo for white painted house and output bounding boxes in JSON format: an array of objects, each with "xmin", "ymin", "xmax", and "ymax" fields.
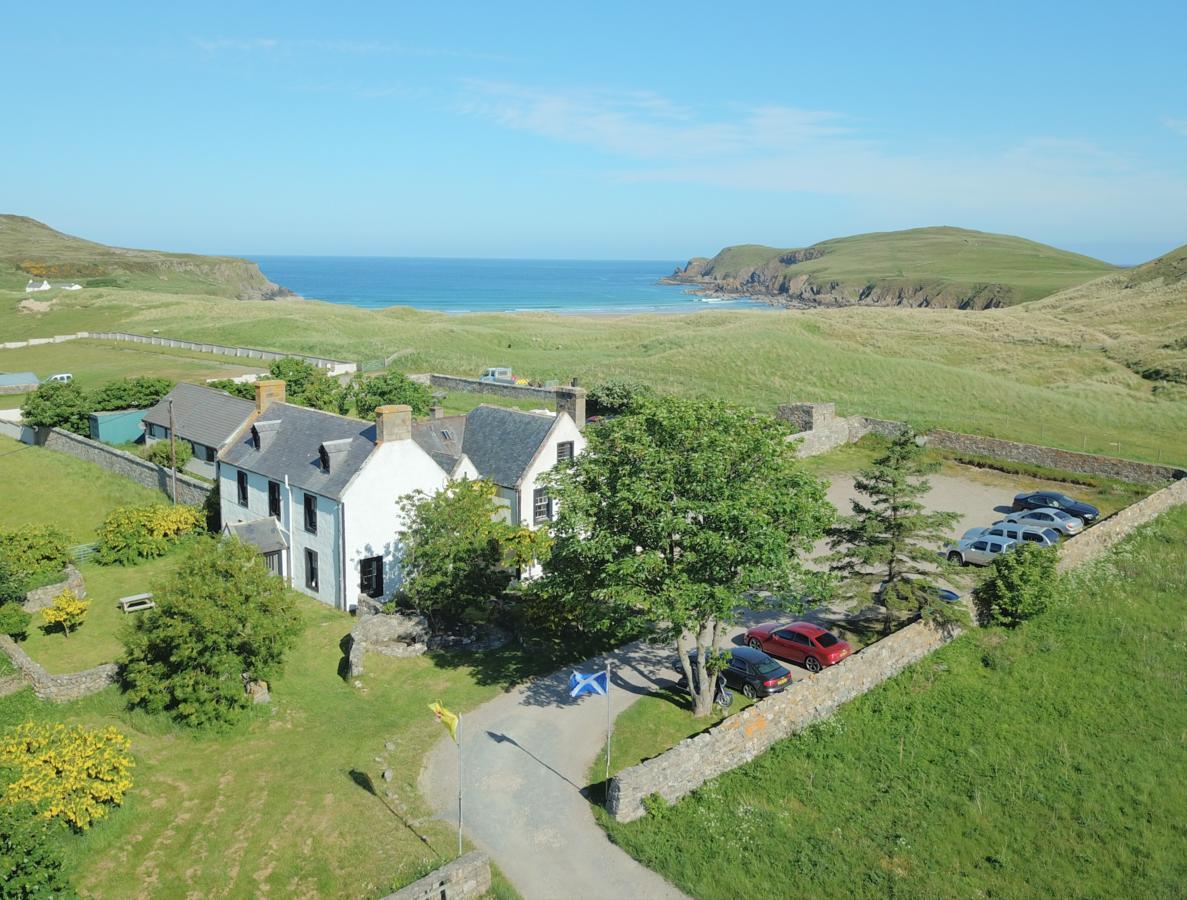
[{"xmin": 25, "ymin": 279, "xmax": 50, "ymax": 292}]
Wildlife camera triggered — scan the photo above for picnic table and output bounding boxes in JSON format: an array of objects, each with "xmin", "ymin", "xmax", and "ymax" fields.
[{"xmin": 118, "ymin": 593, "xmax": 155, "ymax": 613}]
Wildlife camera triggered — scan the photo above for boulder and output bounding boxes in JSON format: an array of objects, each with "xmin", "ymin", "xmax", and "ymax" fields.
[{"xmin": 346, "ymin": 611, "xmax": 432, "ymax": 676}]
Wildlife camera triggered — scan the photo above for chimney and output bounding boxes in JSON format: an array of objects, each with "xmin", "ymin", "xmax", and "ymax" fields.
[
  {"xmin": 255, "ymin": 379, "xmax": 286, "ymax": 413},
  {"xmin": 428, "ymin": 403, "xmax": 444, "ymax": 420},
  {"xmin": 555, "ymin": 386, "xmax": 587, "ymax": 430},
  {"xmin": 375, "ymin": 404, "xmax": 412, "ymax": 443}
]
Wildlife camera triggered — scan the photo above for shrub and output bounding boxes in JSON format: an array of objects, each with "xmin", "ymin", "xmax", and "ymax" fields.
[
  {"xmin": 205, "ymin": 378, "xmax": 256, "ymax": 400},
  {"xmin": 142, "ymin": 438, "xmax": 193, "ymax": 469},
  {"xmin": 974, "ymin": 542, "xmax": 1060, "ymax": 628},
  {"xmin": 41, "ymin": 589, "xmax": 88, "ymax": 639},
  {"xmin": 89, "ymin": 376, "xmax": 173, "ymax": 412},
  {"xmin": 19, "ymin": 381, "xmax": 90, "ymax": 434},
  {"xmin": 349, "ymin": 371, "xmax": 431, "ymax": 417},
  {"xmin": 0, "ymin": 722, "xmax": 134, "ymax": 831},
  {"xmin": 587, "ymin": 378, "xmax": 654, "ymax": 417},
  {"xmin": 121, "ymin": 537, "xmax": 302, "ymax": 729},
  {"xmin": 96, "ymin": 504, "xmax": 204, "ymax": 566},
  {"xmin": 0, "ymin": 802, "xmax": 73, "ymax": 898},
  {"xmin": 0, "ymin": 604, "xmax": 32, "ymax": 641},
  {"xmin": 0, "ymin": 558, "xmax": 24, "ymax": 607},
  {"xmin": 0, "ymin": 528, "xmax": 70, "ymax": 587}
]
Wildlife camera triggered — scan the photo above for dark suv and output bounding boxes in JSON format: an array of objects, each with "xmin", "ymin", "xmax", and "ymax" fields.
[{"xmin": 678, "ymin": 647, "xmax": 793, "ymax": 700}]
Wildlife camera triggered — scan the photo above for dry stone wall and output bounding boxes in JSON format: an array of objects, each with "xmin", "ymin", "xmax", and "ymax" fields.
[
  {"xmin": 0, "ymin": 635, "xmax": 118, "ymax": 702},
  {"xmin": 382, "ymin": 853, "xmax": 491, "ymax": 900},
  {"xmin": 23, "ymin": 564, "xmax": 86, "ymax": 613},
  {"xmin": 607, "ymin": 620, "xmax": 955, "ymax": 822},
  {"xmin": 38, "ymin": 427, "xmax": 211, "ymax": 506},
  {"xmin": 1057, "ymin": 477, "xmax": 1187, "ymax": 571}
]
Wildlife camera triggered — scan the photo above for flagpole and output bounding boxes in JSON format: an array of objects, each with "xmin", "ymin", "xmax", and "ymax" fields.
[
  {"xmin": 604, "ymin": 660, "xmax": 612, "ymax": 803},
  {"xmin": 457, "ymin": 713, "xmax": 463, "ymax": 858}
]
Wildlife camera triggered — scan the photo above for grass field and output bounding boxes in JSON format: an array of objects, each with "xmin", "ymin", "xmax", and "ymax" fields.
[
  {"xmin": 0, "ymin": 435, "xmax": 164, "ymax": 542},
  {"xmin": 687, "ymin": 226, "xmax": 1116, "ymax": 306},
  {"xmin": 3, "ymin": 259, "xmax": 1183, "ymax": 465},
  {"xmin": 0, "ymin": 339, "xmax": 265, "ymax": 408},
  {"xmin": 597, "ymin": 506, "xmax": 1187, "ymax": 898},
  {"xmin": 0, "ymin": 595, "xmax": 540, "ymax": 897}
]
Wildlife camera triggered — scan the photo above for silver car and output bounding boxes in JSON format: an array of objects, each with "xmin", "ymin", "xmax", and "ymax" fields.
[
  {"xmin": 943, "ymin": 536, "xmax": 1019, "ymax": 567},
  {"xmin": 969, "ymin": 523, "xmax": 1062, "ymax": 547},
  {"xmin": 1002, "ymin": 507, "xmax": 1084, "ymax": 536}
]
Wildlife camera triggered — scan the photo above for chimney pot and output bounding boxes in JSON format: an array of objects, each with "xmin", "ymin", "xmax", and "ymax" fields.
[
  {"xmin": 254, "ymin": 379, "xmax": 286, "ymax": 413},
  {"xmin": 428, "ymin": 404, "xmax": 444, "ymax": 420},
  {"xmin": 555, "ymin": 386, "xmax": 587, "ymax": 430},
  {"xmin": 376, "ymin": 404, "xmax": 412, "ymax": 443}
]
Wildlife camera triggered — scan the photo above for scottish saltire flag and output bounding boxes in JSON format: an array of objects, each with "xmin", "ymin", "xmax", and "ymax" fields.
[{"xmin": 569, "ymin": 669, "xmax": 609, "ymax": 698}]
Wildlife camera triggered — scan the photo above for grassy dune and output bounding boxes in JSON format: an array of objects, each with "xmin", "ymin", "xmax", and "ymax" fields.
[{"xmin": 598, "ymin": 506, "xmax": 1187, "ymax": 898}]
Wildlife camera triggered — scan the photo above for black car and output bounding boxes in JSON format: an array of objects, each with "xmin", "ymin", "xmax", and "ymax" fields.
[
  {"xmin": 677, "ymin": 647, "xmax": 793, "ymax": 701},
  {"xmin": 1011, "ymin": 490, "xmax": 1099, "ymax": 523}
]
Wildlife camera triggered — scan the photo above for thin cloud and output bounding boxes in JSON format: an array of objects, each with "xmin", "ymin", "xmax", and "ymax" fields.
[
  {"xmin": 194, "ymin": 37, "xmax": 279, "ymax": 52},
  {"xmin": 1164, "ymin": 117, "xmax": 1187, "ymax": 138}
]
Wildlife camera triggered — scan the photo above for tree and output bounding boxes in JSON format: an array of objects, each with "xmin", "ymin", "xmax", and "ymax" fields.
[
  {"xmin": 121, "ymin": 537, "xmax": 302, "ymax": 728},
  {"xmin": 0, "ymin": 557, "xmax": 25, "ymax": 607},
  {"xmin": 268, "ymin": 357, "xmax": 320, "ymax": 396},
  {"xmin": 89, "ymin": 377, "xmax": 173, "ymax": 411},
  {"xmin": 974, "ymin": 542, "xmax": 1059, "ymax": 627},
  {"xmin": 0, "ymin": 604, "xmax": 31, "ymax": 641},
  {"xmin": 0, "ymin": 528, "xmax": 69, "ymax": 587},
  {"xmin": 397, "ymin": 479, "xmax": 546, "ymax": 626},
  {"xmin": 587, "ymin": 378, "xmax": 654, "ymax": 417},
  {"xmin": 823, "ymin": 428, "xmax": 962, "ymax": 629},
  {"xmin": 541, "ymin": 397, "xmax": 833, "ymax": 717},
  {"xmin": 0, "ymin": 802, "xmax": 74, "ymax": 898},
  {"xmin": 0, "ymin": 722, "xmax": 134, "ymax": 831},
  {"xmin": 349, "ymin": 371, "xmax": 431, "ymax": 418},
  {"xmin": 143, "ymin": 438, "xmax": 193, "ymax": 469},
  {"xmin": 19, "ymin": 382, "xmax": 90, "ymax": 434},
  {"xmin": 267, "ymin": 357, "xmax": 346, "ymax": 412},
  {"xmin": 41, "ymin": 589, "xmax": 88, "ymax": 639},
  {"xmin": 205, "ymin": 378, "xmax": 256, "ymax": 400}
]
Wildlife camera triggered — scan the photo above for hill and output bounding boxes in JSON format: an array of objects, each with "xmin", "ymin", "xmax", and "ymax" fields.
[
  {"xmin": 664, "ymin": 226, "xmax": 1116, "ymax": 309},
  {"xmin": 0, "ymin": 214, "xmax": 293, "ymax": 301}
]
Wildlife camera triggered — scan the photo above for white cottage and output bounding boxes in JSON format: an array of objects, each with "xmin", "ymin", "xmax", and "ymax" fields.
[{"xmin": 25, "ymin": 279, "xmax": 51, "ymax": 292}]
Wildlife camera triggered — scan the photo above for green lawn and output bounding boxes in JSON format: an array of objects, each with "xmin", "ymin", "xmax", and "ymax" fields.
[
  {"xmin": 19, "ymin": 556, "xmax": 182, "ymax": 673},
  {"xmin": 0, "ymin": 435, "xmax": 164, "ymax": 542},
  {"xmin": 0, "ymin": 338, "xmax": 264, "ymax": 408},
  {"xmin": 0, "ymin": 593, "xmax": 550, "ymax": 897},
  {"xmin": 598, "ymin": 506, "xmax": 1187, "ymax": 898}
]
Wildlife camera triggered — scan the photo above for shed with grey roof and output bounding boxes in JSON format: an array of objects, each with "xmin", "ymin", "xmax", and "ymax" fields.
[{"xmin": 141, "ymin": 383, "xmax": 255, "ymax": 459}]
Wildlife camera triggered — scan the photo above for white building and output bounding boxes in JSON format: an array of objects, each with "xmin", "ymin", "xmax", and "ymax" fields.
[{"xmin": 25, "ymin": 279, "xmax": 50, "ymax": 292}]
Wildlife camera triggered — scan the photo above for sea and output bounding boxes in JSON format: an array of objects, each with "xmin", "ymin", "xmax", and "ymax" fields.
[{"xmin": 250, "ymin": 256, "xmax": 770, "ymax": 315}]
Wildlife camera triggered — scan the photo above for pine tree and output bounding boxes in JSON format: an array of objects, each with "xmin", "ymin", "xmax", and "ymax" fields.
[{"xmin": 824, "ymin": 428, "xmax": 964, "ymax": 629}]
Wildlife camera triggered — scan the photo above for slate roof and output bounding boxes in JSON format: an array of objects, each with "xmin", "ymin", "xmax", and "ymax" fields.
[
  {"xmin": 221, "ymin": 402, "xmax": 379, "ymax": 499},
  {"xmin": 142, "ymin": 383, "xmax": 255, "ymax": 450},
  {"xmin": 413, "ymin": 405, "xmax": 557, "ymax": 488},
  {"xmin": 225, "ymin": 518, "xmax": 287, "ymax": 553},
  {"xmin": 0, "ymin": 372, "xmax": 39, "ymax": 387}
]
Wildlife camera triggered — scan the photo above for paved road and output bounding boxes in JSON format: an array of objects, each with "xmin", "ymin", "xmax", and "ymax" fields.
[{"xmin": 420, "ymin": 639, "xmax": 691, "ymax": 900}]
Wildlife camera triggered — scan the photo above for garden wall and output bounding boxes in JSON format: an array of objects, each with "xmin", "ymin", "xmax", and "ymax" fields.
[
  {"xmin": 413, "ymin": 373, "xmax": 587, "ymax": 425},
  {"xmin": 607, "ymin": 620, "xmax": 955, "ymax": 822},
  {"xmin": 382, "ymin": 853, "xmax": 491, "ymax": 900},
  {"xmin": 36, "ymin": 427, "xmax": 211, "ymax": 506},
  {"xmin": 84, "ymin": 331, "xmax": 355, "ymax": 373},
  {"xmin": 1056, "ymin": 476, "xmax": 1187, "ymax": 572},
  {"xmin": 23, "ymin": 564, "xmax": 86, "ymax": 613},
  {"xmin": 0, "ymin": 635, "xmax": 117, "ymax": 702}
]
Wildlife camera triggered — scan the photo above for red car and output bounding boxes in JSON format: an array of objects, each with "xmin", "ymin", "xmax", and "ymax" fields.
[{"xmin": 744, "ymin": 621, "xmax": 852, "ymax": 673}]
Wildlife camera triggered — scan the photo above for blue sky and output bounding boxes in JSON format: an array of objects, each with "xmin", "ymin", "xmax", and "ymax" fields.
[{"xmin": 3, "ymin": 1, "xmax": 1186, "ymax": 262}]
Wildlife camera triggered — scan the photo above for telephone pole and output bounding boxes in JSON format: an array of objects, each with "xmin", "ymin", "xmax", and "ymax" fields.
[{"xmin": 168, "ymin": 398, "xmax": 178, "ymax": 504}]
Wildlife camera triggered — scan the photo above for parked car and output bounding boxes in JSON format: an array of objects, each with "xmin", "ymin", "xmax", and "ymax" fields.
[
  {"xmin": 478, "ymin": 367, "xmax": 515, "ymax": 384},
  {"xmin": 875, "ymin": 578, "xmax": 962, "ymax": 605},
  {"xmin": 744, "ymin": 621, "xmax": 852, "ymax": 674},
  {"xmin": 678, "ymin": 647, "xmax": 792, "ymax": 700},
  {"xmin": 943, "ymin": 535, "xmax": 1019, "ymax": 566},
  {"xmin": 1012, "ymin": 490, "xmax": 1099, "ymax": 524},
  {"xmin": 45, "ymin": 373, "xmax": 73, "ymax": 383},
  {"xmin": 1001, "ymin": 507, "xmax": 1084, "ymax": 536},
  {"xmin": 964, "ymin": 523, "xmax": 1062, "ymax": 547}
]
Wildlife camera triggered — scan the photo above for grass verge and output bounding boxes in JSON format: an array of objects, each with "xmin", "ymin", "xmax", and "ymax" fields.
[{"xmin": 596, "ymin": 505, "xmax": 1187, "ymax": 898}]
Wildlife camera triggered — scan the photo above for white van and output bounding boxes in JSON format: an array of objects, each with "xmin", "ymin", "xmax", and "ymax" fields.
[{"xmin": 46, "ymin": 373, "xmax": 73, "ymax": 384}]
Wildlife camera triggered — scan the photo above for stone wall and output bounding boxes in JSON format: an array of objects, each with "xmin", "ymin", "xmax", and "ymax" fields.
[
  {"xmin": 85, "ymin": 331, "xmax": 355, "ymax": 372},
  {"xmin": 607, "ymin": 620, "xmax": 956, "ymax": 822},
  {"xmin": 921, "ymin": 428, "xmax": 1185, "ymax": 486},
  {"xmin": 778, "ymin": 402, "xmax": 873, "ymax": 458},
  {"xmin": 37, "ymin": 427, "xmax": 211, "ymax": 506},
  {"xmin": 0, "ymin": 332, "xmax": 87, "ymax": 350},
  {"xmin": 23, "ymin": 564, "xmax": 86, "ymax": 613},
  {"xmin": 417, "ymin": 373, "xmax": 587, "ymax": 424},
  {"xmin": 1057, "ymin": 477, "xmax": 1187, "ymax": 572},
  {"xmin": 0, "ymin": 635, "xmax": 118, "ymax": 702},
  {"xmin": 382, "ymin": 853, "xmax": 491, "ymax": 900},
  {"xmin": 0, "ymin": 381, "xmax": 38, "ymax": 395}
]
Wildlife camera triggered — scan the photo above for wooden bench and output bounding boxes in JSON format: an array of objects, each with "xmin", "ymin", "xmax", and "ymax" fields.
[{"xmin": 118, "ymin": 593, "xmax": 155, "ymax": 613}]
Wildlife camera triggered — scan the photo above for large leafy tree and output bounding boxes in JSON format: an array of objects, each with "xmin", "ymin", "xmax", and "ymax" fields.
[
  {"xmin": 350, "ymin": 371, "xmax": 432, "ymax": 418},
  {"xmin": 267, "ymin": 358, "xmax": 346, "ymax": 413},
  {"xmin": 823, "ymin": 428, "xmax": 963, "ymax": 628},
  {"xmin": 20, "ymin": 381, "xmax": 90, "ymax": 434},
  {"xmin": 541, "ymin": 397, "xmax": 833, "ymax": 717},
  {"xmin": 397, "ymin": 479, "xmax": 546, "ymax": 626},
  {"xmin": 121, "ymin": 537, "xmax": 302, "ymax": 728},
  {"xmin": 89, "ymin": 377, "xmax": 173, "ymax": 411}
]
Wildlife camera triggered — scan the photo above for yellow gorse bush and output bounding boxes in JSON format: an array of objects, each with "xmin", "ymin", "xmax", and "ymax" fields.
[
  {"xmin": 41, "ymin": 587, "xmax": 89, "ymax": 637},
  {"xmin": 96, "ymin": 503, "xmax": 204, "ymax": 565},
  {"xmin": 0, "ymin": 721, "xmax": 134, "ymax": 830}
]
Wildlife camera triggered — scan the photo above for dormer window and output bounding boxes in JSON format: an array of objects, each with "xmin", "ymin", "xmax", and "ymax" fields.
[
  {"xmin": 251, "ymin": 426, "xmax": 260, "ymax": 450},
  {"xmin": 319, "ymin": 445, "xmax": 330, "ymax": 471},
  {"xmin": 318, "ymin": 438, "xmax": 352, "ymax": 474},
  {"xmin": 251, "ymin": 420, "xmax": 280, "ymax": 451}
]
